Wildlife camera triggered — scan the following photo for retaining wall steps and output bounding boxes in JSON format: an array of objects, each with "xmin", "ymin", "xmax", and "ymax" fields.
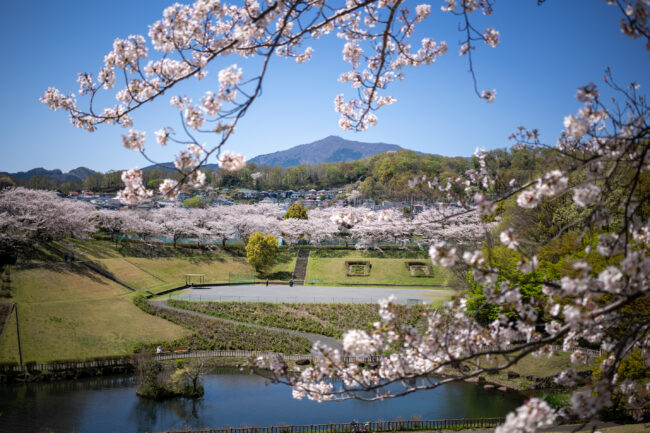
[{"xmin": 292, "ymin": 249, "xmax": 311, "ymax": 285}]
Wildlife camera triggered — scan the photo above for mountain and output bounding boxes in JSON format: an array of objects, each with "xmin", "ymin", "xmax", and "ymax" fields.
[
  {"xmin": 249, "ymin": 136, "xmax": 405, "ymax": 167},
  {"xmin": 140, "ymin": 163, "xmax": 221, "ymax": 172},
  {"xmin": 2, "ymin": 167, "xmax": 97, "ymax": 182}
]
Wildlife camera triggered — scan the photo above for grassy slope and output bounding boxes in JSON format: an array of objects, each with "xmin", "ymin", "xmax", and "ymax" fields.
[
  {"xmin": 0, "ymin": 267, "xmax": 189, "ymax": 363},
  {"xmin": 71, "ymin": 240, "xmax": 295, "ymax": 292},
  {"xmin": 477, "ymin": 351, "xmax": 593, "ymax": 389},
  {"xmin": 73, "ymin": 240, "xmax": 451, "ymax": 289},
  {"xmin": 305, "ymin": 251, "xmax": 452, "ymax": 286}
]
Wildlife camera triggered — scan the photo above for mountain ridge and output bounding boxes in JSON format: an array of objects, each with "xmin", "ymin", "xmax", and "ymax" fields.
[
  {"xmin": 1, "ymin": 166, "xmax": 97, "ymax": 182},
  {"xmin": 2, "ymin": 136, "xmax": 413, "ymax": 178},
  {"xmin": 248, "ymin": 135, "xmax": 404, "ymax": 167}
]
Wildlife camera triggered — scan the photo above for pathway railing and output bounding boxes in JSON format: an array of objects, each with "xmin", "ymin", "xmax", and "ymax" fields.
[
  {"xmin": 0, "ymin": 351, "xmax": 384, "ymax": 373},
  {"xmin": 0, "ymin": 356, "xmax": 130, "ymax": 373},
  {"xmin": 0, "ymin": 343, "xmax": 603, "ymax": 373},
  {"xmin": 160, "ymin": 417, "xmax": 507, "ymax": 433},
  {"xmin": 154, "ymin": 350, "xmax": 382, "ymax": 364}
]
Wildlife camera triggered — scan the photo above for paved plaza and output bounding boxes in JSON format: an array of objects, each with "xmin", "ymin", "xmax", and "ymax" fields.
[{"xmin": 170, "ymin": 284, "xmax": 456, "ymax": 305}]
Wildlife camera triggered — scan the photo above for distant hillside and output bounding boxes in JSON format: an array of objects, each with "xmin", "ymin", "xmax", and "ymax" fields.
[
  {"xmin": 249, "ymin": 135, "xmax": 405, "ymax": 167},
  {"xmin": 2, "ymin": 167, "xmax": 96, "ymax": 182},
  {"xmin": 141, "ymin": 163, "xmax": 221, "ymax": 172}
]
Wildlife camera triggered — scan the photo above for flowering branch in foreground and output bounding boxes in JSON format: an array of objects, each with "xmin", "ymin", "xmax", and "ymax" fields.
[
  {"xmin": 253, "ymin": 82, "xmax": 650, "ymax": 431},
  {"xmin": 43, "ymin": 0, "xmax": 650, "ymax": 203}
]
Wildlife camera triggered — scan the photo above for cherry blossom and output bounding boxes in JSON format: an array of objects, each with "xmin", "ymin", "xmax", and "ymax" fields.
[{"xmin": 217, "ymin": 151, "xmax": 246, "ymax": 171}]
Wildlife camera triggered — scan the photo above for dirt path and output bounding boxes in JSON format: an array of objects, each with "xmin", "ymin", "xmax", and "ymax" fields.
[{"xmin": 151, "ymin": 300, "xmax": 343, "ymax": 351}]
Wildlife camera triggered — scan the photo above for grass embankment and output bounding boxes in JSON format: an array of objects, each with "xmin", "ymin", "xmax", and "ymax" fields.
[
  {"xmin": 305, "ymin": 249, "xmax": 453, "ymax": 287},
  {"xmin": 68, "ymin": 239, "xmax": 295, "ymax": 292},
  {"xmin": 478, "ymin": 351, "xmax": 585, "ymax": 389},
  {"xmin": 166, "ymin": 300, "xmax": 433, "ymax": 338},
  {"xmin": 134, "ymin": 296, "xmax": 312, "ymax": 353},
  {"xmin": 0, "ymin": 266, "xmax": 189, "ymax": 363}
]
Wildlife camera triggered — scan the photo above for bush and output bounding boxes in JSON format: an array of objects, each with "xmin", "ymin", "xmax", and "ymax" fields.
[
  {"xmin": 246, "ymin": 232, "xmax": 279, "ymax": 272},
  {"xmin": 284, "ymin": 204, "xmax": 308, "ymax": 219}
]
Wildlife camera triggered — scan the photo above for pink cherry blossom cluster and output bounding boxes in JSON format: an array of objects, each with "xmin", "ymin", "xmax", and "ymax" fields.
[{"xmin": 0, "ymin": 188, "xmax": 96, "ymax": 251}]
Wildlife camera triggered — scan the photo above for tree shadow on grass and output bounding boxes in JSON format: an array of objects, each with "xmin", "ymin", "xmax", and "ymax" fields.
[
  {"xmin": 257, "ymin": 271, "xmax": 293, "ymax": 281},
  {"xmin": 274, "ymin": 252, "xmax": 294, "ymax": 264}
]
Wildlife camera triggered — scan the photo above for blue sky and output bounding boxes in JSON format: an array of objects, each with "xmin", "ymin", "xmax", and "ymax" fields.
[{"xmin": 1, "ymin": 0, "xmax": 648, "ymax": 173}]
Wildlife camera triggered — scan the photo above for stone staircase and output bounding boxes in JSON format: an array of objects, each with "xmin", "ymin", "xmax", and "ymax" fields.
[{"xmin": 292, "ymin": 249, "xmax": 311, "ymax": 285}]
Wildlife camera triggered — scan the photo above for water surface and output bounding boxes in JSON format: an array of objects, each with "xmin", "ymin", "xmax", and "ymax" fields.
[{"xmin": 0, "ymin": 368, "xmax": 524, "ymax": 433}]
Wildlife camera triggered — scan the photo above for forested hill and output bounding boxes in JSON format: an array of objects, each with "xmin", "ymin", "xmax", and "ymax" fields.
[
  {"xmin": 248, "ymin": 135, "xmax": 404, "ymax": 167},
  {"xmin": 1, "ymin": 167, "xmax": 96, "ymax": 183},
  {"xmin": 220, "ymin": 147, "xmax": 549, "ymax": 201},
  {"xmin": 4, "ymin": 147, "xmax": 550, "ymax": 202}
]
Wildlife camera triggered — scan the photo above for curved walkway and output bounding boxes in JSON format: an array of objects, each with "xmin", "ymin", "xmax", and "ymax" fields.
[{"xmin": 150, "ymin": 300, "xmax": 342, "ymax": 351}]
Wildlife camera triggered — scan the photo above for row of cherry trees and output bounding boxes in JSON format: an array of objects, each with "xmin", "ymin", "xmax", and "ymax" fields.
[
  {"xmin": 0, "ymin": 188, "xmax": 486, "ymax": 253},
  {"xmin": 0, "ymin": 188, "xmax": 96, "ymax": 257}
]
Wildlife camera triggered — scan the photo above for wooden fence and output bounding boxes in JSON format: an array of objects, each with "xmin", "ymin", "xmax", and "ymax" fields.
[{"xmin": 160, "ymin": 418, "xmax": 507, "ymax": 433}]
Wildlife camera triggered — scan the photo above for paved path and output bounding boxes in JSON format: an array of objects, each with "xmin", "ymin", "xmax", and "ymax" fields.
[
  {"xmin": 151, "ymin": 300, "xmax": 342, "ymax": 351},
  {"xmin": 171, "ymin": 285, "xmax": 455, "ymax": 305}
]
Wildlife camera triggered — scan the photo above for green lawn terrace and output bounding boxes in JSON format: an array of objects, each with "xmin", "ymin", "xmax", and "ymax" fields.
[
  {"xmin": 66, "ymin": 239, "xmax": 454, "ymax": 289},
  {"xmin": 65, "ymin": 239, "xmax": 295, "ymax": 292},
  {"xmin": 304, "ymin": 249, "xmax": 453, "ymax": 287},
  {"xmin": 0, "ymin": 266, "xmax": 189, "ymax": 363},
  {"xmin": 0, "ymin": 239, "xmax": 455, "ymax": 364}
]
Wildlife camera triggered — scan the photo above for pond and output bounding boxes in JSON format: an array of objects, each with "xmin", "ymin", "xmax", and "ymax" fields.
[{"xmin": 0, "ymin": 368, "xmax": 524, "ymax": 433}]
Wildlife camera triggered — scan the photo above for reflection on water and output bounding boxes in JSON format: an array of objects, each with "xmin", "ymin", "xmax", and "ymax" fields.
[{"xmin": 0, "ymin": 368, "xmax": 524, "ymax": 433}]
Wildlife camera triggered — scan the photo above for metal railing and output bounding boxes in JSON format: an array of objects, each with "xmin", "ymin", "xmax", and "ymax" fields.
[{"xmin": 161, "ymin": 417, "xmax": 507, "ymax": 433}]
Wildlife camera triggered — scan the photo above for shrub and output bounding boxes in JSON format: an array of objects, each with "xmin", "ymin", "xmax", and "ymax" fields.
[
  {"xmin": 283, "ymin": 204, "xmax": 308, "ymax": 220},
  {"xmin": 246, "ymin": 232, "xmax": 279, "ymax": 272}
]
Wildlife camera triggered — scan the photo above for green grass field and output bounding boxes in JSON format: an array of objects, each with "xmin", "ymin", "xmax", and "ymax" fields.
[
  {"xmin": 305, "ymin": 251, "xmax": 452, "ymax": 286},
  {"xmin": 0, "ymin": 266, "xmax": 190, "ymax": 363},
  {"xmin": 71, "ymin": 240, "xmax": 446, "ymax": 289},
  {"xmin": 480, "ymin": 350, "xmax": 577, "ymax": 377},
  {"xmin": 0, "ymin": 240, "xmax": 456, "ymax": 363},
  {"xmin": 67, "ymin": 239, "xmax": 296, "ymax": 291},
  {"xmin": 476, "ymin": 350, "xmax": 596, "ymax": 389}
]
